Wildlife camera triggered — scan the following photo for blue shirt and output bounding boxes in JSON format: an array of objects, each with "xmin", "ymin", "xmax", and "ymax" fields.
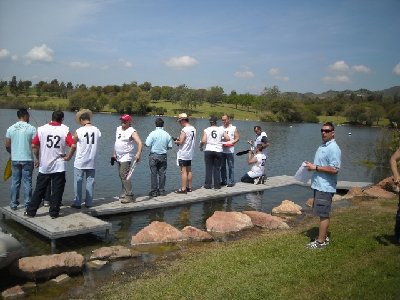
[
  {"xmin": 311, "ymin": 139, "xmax": 341, "ymax": 193},
  {"xmin": 145, "ymin": 127, "xmax": 173, "ymax": 155},
  {"xmin": 6, "ymin": 121, "xmax": 37, "ymax": 161}
]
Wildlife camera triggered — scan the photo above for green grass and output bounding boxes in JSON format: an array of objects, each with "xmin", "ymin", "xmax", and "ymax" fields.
[{"xmin": 96, "ymin": 198, "xmax": 400, "ymax": 300}]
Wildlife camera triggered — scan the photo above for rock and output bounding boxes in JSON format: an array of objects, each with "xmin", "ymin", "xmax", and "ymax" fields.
[
  {"xmin": 181, "ymin": 226, "xmax": 214, "ymax": 241},
  {"xmin": 242, "ymin": 211, "xmax": 289, "ymax": 229},
  {"xmin": 332, "ymin": 194, "xmax": 343, "ymax": 202},
  {"xmin": 377, "ymin": 176, "xmax": 398, "ymax": 192},
  {"xmin": 1, "ymin": 285, "xmax": 24, "ymax": 298},
  {"xmin": 14, "ymin": 251, "xmax": 84, "ymax": 280},
  {"xmin": 343, "ymin": 187, "xmax": 364, "ymax": 199},
  {"xmin": 206, "ymin": 211, "xmax": 253, "ymax": 233},
  {"xmin": 90, "ymin": 245, "xmax": 137, "ymax": 260},
  {"xmin": 363, "ymin": 186, "xmax": 397, "ymax": 199},
  {"xmin": 51, "ymin": 273, "xmax": 70, "ymax": 284},
  {"xmin": 131, "ymin": 221, "xmax": 186, "ymax": 246},
  {"xmin": 272, "ymin": 200, "xmax": 302, "ymax": 215},
  {"xmin": 306, "ymin": 198, "xmax": 314, "ymax": 207},
  {"xmin": 86, "ymin": 260, "xmax": 109, "ymax": 269}
]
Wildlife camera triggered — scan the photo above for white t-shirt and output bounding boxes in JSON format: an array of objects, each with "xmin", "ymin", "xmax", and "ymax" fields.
[
  {"xmin": 114, "ymin": 126, "xmax": 136, "ymax": 162},
  {"xmin": 254, "ymin": 131, "xmax": 268, "ymax": 157},
  {"xmin": 248, "ymin": 153, "xmax": 266, "ymax": 178},
  {"xmin": 177, "ymin": 125, "xmax": 196, "ymax": 160},
  {"xmin": 221, "ymin": 124, "xmax": 236, "ymax": 154},
  {"xmin": 74, "ymin": 125, "xmax": 102, "ymax": 169},
  {"xmin": 204, "ymin": 126, "xmax": 225, "ymax": 152},
  {"xmin": 37, "ymin": 123, "xmax": 70, "ymax": 174}
]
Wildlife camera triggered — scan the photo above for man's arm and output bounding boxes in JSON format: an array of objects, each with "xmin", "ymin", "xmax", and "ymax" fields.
[
  {"xmin": 132, "ymin": 131, "xmax": 143, "ymax": 161},
  {"xmin": 232, "ymin": 128, "xmax": 240, "ymax": 144},
  {"xmin": 390, "ymin": 147, "xmax": 400, "ymax": 183},
  {"xmin": 174, "ymin": 130, "xmax": 186, "ymax": 145},
  {"xmin": 5, "ymin": 137, "xmax": 11, "ymax": 154}
]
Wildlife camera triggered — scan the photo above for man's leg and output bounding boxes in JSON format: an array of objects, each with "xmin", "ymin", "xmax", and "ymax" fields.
[
  {"xmin": 180, "ymin": 165, "xmax": 188, "ymax": 191},
  {"xmin": 49, "ymin": 172, "xmax": 66, "ymax": 218},
  {"xmin": 21, "ymin": 161, "xmax": 34, "ymax": 209},
  {"xmin": 85, "ymin": 169, "xmax": 95, "ymax": 207},
  {"xmin": 73, "ymin": 167, "xmax": 84, "ymax": 206},
  {"xmin": 26, "ymin": 173, "xmax": 51, "ymax": 216},
  {"xmin": 213, "ymin": 152, "xmax": 222, "ymax": 188},
  {"xmin": 149, "ymin": 154, "xmax": 158, "ymax": 192},
  {"xmin": 187, "ymin": 165, "xmax": 192, "ymax": 190},
  {"xmin": 158, "ymin": 155, "xmax": 167, "ymax": 191},
  {"xmin": 119, "ymin": 161, "xmax": 133, "ymax": 200},
  {"xmin": 10, "ymin": 161, "xmax": 22, "ymax": 209},
  {"xmin": 204, "ymin": 151, "xmax": 213, "ymax": 187},
  {"xmin": 318, "ymin": 217, "xmax": 330, "ymax": 243},
  {"xmin": 220, "ymin": 153, "xmax": 227, "ymax": 185},
  {"xmin": 227, "ymin": 153, "xmax": 235, "ymax": 185}
]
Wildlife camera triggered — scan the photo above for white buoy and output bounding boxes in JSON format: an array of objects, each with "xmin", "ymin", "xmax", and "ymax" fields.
[{"xmin": 348, "ymin": 132, "xmax": 352, "ymax": 135}]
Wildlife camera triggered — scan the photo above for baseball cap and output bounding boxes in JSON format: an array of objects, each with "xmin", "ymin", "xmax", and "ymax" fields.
[{"xmin": 120, "ymin": 114, "xmax": 132, "ymax": 122}]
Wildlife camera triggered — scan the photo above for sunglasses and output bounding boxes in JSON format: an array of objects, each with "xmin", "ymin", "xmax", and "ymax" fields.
[{"xmin": 321, "ymin": 129, "xmax": 333, "ymax": 133}]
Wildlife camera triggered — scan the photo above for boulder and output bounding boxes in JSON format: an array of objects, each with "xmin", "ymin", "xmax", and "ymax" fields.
[
  {"xmin": 363, "ymin": 186, "xmax": 397, "ymax": 199},
  {"xmin": 206, "ymin": 211, "xmax": 253, "ymax": 233},
  {"xmin": 1, "ymin": 285, "xmax": 24, "ymax": 298},
  {"xmin": 86, "ymin": 260, "xmax": 108, "ymax": 269},
  {"xmin": 305, "ymin": 198, "xmax": 314, "ymax": 207},
  {"xmin": 90, "ymin": 245, "xmax": 138, "ymax": 261},
  {"xmin": 13, "ymin": 251, "xmax": 84, "ymax": 280},
  {"xmin": 272, "ymin": 200, "xmax": 302, "ymax": 215},
  {"xmin": 342, "ymin": 187, "xmax": 364, "ymax": 200},
  {"xmin": 181, "ymin": 226, "xmax": 214, "ymax": 242},
  {"xmin": 51, "ymin": 274, "xmax": 70, "ymax": 284},
  {"xmin": 377, "ymin": 176, "xmax": 398, "ymax": 192},
  {"xmin": 242, "ymin": 211, "xmax": 289, "ymax": 229},
  {"xmin": 131, "ymin": 221, "xmax": 186, "ymax": 246}
]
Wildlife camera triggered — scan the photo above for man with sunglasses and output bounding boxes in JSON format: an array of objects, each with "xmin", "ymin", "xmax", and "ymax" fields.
[{"xmin": 304, "ymin": 122, "xmax": 341, "ymax": 249}]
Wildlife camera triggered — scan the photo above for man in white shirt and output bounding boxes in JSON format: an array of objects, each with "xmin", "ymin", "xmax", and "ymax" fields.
[
  {"xmin": 174, "ymin": 113, "xmax": 196, "ymax": 194},
  {"xmin": 241, "ymin": 144, "xmax": 266, "ymax": 184},
  {"xmin": 69, "ymin": 109, "xmax": 101, "ymax": 209},
  {"xmin": 251, "ymin": 126, "xmax": 269, "ymax": 157},
  {"xmin": 112, "ymin": 114, "xmax": 143, "ymax": 203},
  {"xmin": 25, "ymin": 111, "xmax": 74, "ymax": 218},
  {"xmin": 220, "ymin": 114, "xmax": 240, "ymax": 187}
]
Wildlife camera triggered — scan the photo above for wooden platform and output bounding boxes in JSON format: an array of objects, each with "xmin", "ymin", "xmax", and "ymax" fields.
[
  {"xmin": 0, "ymin": 175, "xmax": 372, "ymax": 252},
  {"xmin": 0, "ymin": 205, "xmax": 111, "ymax": 252}
]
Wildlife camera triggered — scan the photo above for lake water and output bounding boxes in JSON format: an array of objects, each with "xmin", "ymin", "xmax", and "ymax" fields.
[{"xmin": 0, "ymin": 109, "xmax": 389, "ymax": 256}]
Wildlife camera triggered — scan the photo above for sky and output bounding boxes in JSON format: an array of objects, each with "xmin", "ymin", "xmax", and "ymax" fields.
[{"xmin": 0, "ymin": 0, "xmax": 399, "ymax": 94}]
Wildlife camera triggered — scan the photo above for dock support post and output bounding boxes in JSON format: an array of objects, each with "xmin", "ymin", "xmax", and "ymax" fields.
[{"xmin": 51, "ymin": 239, "xmax": 56, "ymax": 253}]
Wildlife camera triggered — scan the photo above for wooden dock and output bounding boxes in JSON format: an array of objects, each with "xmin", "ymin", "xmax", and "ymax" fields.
[{"xmin": 0, "ymin": 175, "xmax": 372, "ymax": 251}]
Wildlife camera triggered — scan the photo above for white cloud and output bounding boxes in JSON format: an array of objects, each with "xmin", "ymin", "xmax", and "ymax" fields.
[
  {"xmin": 351, "ymin": 65, "xmax": 371, "ymax": 73},
  {"xmin": 118, "ymin": 58, "xmax": 133, "ymax": 68},
  {"xmin": 269, "ymin": 68, "xmax": 280, "ymax": 75},
  {"xmin": 322, "ymin": 75, "xmax": 351, "ymax": 84},
  {"xmin": 165, "ymin": 56, "xmax": 199, "ymax": 69},
  {"xmin": 25, "ymin": 44, "xmax": 54, "ymax": 63},
  {"xmin": 393, "ymin": 63, "xmax": 400, "ymax": 75},
  {"xmin": 275, "ymin": 76, "xmax": 289, "ymax": 82},
  {"xmin": 69, "ymin": 61, "xmax": 90, "ymax": 69},
  {"xmin": 234, "ymin": 71, "xmax": 254, "ymax": 78},
  {"xmin": 0, "ymin": 48, "xmax": 11, "ymax": 59},
  {"xmin": 329, "ymin": 60, "xmax": 350, "ymax": 72},
  {"xmin": 11, "ymin": 55, "xmax": 18, "ymax": 61}
]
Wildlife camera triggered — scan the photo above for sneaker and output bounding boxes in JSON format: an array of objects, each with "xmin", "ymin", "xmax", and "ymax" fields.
[
  {"xmin": 158, "ymin": 190, "xmax": 167, "ymax": 196},
  {"xmin": 175, "ymin": 189, "xmax": 187, "ymax": 194},
  {"xmin": 43, "ymin": 201, "xmax": 50, "ymax": 207},
  {"xmin": 227, "ymin": 183, "xmax": 235, "ymax": 187},
  {"xmin": 24, "ymin": 211, "xmax": 35, "ymax": 218},
  {"xmin": 148, "ymin": 191, "xmax": 158, "ymax": 197},
  {"xmin": 70, "ymin": 204, "xmax": 82, "ymax": 209},
  {"xmin": 10, "ymin": 206, "xmax": 18, "ymax": 211},
  {"xmin": 313, "ymin": 236, "xmax": 330, "ymax": 245},
  {"xmin": 254, "ymin": 177, "xmax": 262, "ymax": 185},
  {"xmin": 203, "ymin": 185, "xmax": 212, "ymax": 189},
  {"xmin": 306, "ymin": 240, "xmax": 328, "ymax": 249}
]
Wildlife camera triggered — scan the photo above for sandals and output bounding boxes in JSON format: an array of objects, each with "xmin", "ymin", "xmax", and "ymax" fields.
[
  {"xmin": 175, "ymin": 189, "xmax": 187, "ymax": 194},
  {"xmin": 186, "ymin": 187, "xmax": 192, "ymax": 192}
]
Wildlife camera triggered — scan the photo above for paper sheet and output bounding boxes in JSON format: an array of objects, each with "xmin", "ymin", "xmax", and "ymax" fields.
[{"xmin": 294, "ymin": 162, "xmax": 312, "ymax": 183}]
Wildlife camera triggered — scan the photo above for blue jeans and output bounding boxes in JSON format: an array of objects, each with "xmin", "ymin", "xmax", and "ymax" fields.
[
  {"xmin": 149, "ymin": 153, "xmax": 167, "ymax": 192},
  {"xmin": 10, "ymin": 161, "xmax": 34, "ymax": 209},
  {"xmin": 221, "ymin": 153, "xmax": 234, "ymax": 185},
  {"xmin": 204, "ymin": 151, "xmax": 222, "ymax": 188},
  {"xmin": 73, "ymin": 168, "xmax": 95, "ymax": 206}
]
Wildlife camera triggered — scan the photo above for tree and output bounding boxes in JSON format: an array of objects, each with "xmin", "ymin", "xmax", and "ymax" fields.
[
  {"xmin": 206, "ymin": 86, "xmax": 224, "ymax": 106},
  {"xmin": 9, "ymin": 76, "xmax": 18, "ymax": 96},
  {"xmin": 139, "ymin": 81, "xmax": 152, "ymax": 91},
  {"xmin": 150, "ymin": 86, "xmax": 162, "ymax": 101}
]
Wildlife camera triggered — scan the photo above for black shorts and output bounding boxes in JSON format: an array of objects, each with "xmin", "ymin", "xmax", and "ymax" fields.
[
  {"xmin": 312, "ymin": 190, "xmax": 333, "ymax": 218},
  {"xmin": 178, "ymin": 159, "xmax": 192, "ymax": 167}
]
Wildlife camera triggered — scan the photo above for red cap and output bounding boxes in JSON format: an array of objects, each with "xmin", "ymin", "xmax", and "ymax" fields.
[{"xmin": 120, "ymin": 114, "xmax": 132, "ymax": 122}]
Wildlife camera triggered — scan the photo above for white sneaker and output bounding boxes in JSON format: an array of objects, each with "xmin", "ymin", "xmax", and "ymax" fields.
[{"xmin": 306, "ymin": 240, "xmax": 328, "ymax": 249}]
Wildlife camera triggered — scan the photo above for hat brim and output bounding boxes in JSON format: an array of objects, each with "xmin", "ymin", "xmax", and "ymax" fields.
[{"xmin": 75, "ymin": 109, "xmax": 93, "ymax": 124}]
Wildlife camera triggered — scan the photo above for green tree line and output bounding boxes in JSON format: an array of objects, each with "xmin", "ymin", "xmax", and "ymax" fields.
[{"xmin": 1, "ymin": 76, "xmax": 399, "ymax": 125}]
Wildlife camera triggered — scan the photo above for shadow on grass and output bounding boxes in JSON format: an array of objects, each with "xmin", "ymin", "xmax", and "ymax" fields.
[
  {"xmin": 375, "ymin": 234, "xmax": 400, "ymax": 246},
  {"xmin": 302, "ymin": 226, "xmax": 319, "ymax": 242}
]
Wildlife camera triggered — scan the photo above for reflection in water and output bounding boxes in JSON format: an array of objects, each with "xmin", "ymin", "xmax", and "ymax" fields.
[{"xmin": 246, "ymin": 191, "xmax": 264, "ymax": 210}]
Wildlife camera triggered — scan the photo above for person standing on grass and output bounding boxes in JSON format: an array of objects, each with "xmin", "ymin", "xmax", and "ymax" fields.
[
  {"xmin": 145, "ymin": 117, "xmax": 173, "ymax": 197},
  {"xmin": 220, "ymin": 114, "xmax": 240, "ymax": 187},
  {"xmin": 304, "ymin": 122, "xmax": 341, "ymax": 249},
  {"xmin": 112, "ymin": 114, "xmax": 143, "ymax": 203},
  {"xmin": 5, "ymin": 108, "xmax": 37, "ymax": 210},
  {"xmin": 69, "ymin": 109, "xmax": 102, "ymax": 209},
  {"xmin": 389, "ymin": 144, "xmax": 400, "ymax": 244},
  {"xmin": 174, "ymin": 113, "xmax": 196, "ymax": 194},
  {"xmin": 26, "ymin": 111, "xmax": 75, "ymax": 219}
]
